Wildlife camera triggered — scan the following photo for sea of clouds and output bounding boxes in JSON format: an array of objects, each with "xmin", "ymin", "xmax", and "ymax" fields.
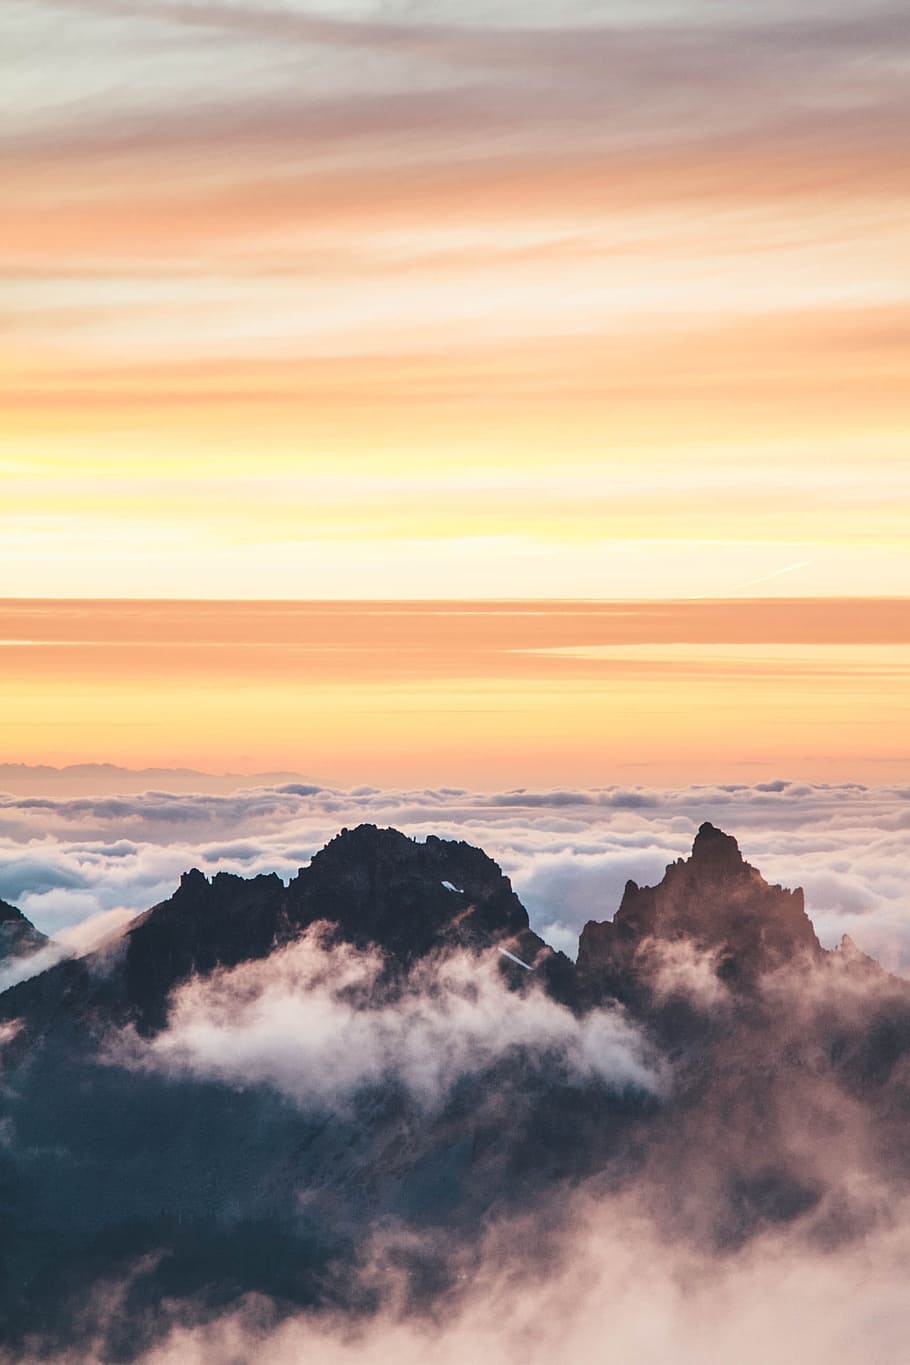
[
  {"xmin": 1, "ymin": 777, "xmax": 909, "ymax": 978},
  {"xmin": 3, "ymin": 774, "xmax": 910, "ymax": 1362},
  {"xmin": 10, "ymin": 1181, "xmax": 910, "ymax": 1365}
]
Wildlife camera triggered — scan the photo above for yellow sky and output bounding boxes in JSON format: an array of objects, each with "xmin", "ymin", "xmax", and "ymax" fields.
[
  {"xmin": 1, "ymin": 599, "xmax": 908, "ymax": 784},
  {"xmin": 3, "ymin": 1, "xmax": 909, "ymax": 597}
]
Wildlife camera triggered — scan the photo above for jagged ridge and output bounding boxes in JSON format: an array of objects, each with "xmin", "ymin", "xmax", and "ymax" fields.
[
  {"xmin": 1, "ymin": 820, "xmax": 909, "ymax": 1357},
  {"xmin": 577, "ymin": 821, "xmax": 822, "ymax": 1003},
  {"xmin": 0, "ymin": 824, "xmax": 575, "ymax": 1037},
  {"xmin": 0, "ymin": 822, "xmax": 856, "ymax": 1038}
]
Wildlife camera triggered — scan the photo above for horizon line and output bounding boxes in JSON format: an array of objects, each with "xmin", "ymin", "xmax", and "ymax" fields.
[{"xmin": 3, "ymin": 595, "xmax": 910, "ymax": 606}]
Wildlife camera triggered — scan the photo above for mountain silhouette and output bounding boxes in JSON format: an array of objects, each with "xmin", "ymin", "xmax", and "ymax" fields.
[
  {"xmin": 0, "ymin": 822, "xmax": 908, "ymax": 1359},
  {"xmin": 0, "ymin": 896, "xmax": 47, "ymax": 965},
  {"xmin": 577, "ymin": 820, "xmax": 822, "ymax": 1005},
  {"xmin": 0, "ymin": 824, "xmax": 574, "ymax": 1042}
]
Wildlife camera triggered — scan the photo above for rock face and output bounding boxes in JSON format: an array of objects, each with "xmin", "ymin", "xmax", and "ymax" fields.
[
  {"xmin": 294, "ymin": 825, "xmax": 532, "ymax": 959},
  {"xmin": 1, "ymin": 820, "xmax": 908, "ymax": 1359},
  {"xmin": 576, "ymin": 822, "xmax": 821, "ymax": 1002},
  {"xmin": 1, "ymin": 824, "xmax": 575, "ymax": 1037},
  {"xmin": 291, "ymin": 825, "xmax": 576, "ymax": 999},
  {"xmin": 0, "ymin": 823, "xmax": 831, "ymax": 1041},
  {"xmin": 0, "ymin": 822, "xmax": 825, "ymax": 1040},
  {"xmin": 0, "ymin": 898, "xmax": 47, "ymax": 964}
]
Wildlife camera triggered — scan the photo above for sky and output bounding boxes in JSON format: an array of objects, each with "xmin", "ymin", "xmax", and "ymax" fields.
[
  {"xmin": 3, "ymin": 13, "xmax": 910, "ymax": 1355},
  {"xmin": 3, "ymin": 0, "xmax": 910, "ymax": 599},
  {"xmin": 3, "ymin": 599, "xmax": 909, "ymax": 781}
]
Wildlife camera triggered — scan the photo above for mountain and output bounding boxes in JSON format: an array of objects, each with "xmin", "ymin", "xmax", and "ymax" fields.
[
  {"xmin": 0, "ymin": 822, "xmax": 908, "ymax": 1359},
  {"xmin": 0, "ymin": 824, "xmax": 574, "ymax": 1042},
  {"xmin": 577, "ymin": 820, "xmax": 822, "ymax": 1006},
  {"xmin": 0, "ymin": 897, "xmax": 47, "ymax": 964},
  {"xmin": 0, "ymin": 822, "xmax": 827, "ymax": 1044}
]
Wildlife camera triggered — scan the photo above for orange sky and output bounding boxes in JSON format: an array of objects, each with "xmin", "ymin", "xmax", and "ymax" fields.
[
  {"xmin": 3, "ymin": 599, "xmax": 908, "ymax": 785},
  {"xmin": 3, "ymin": 1, "xmax": 909, "ymax": 599}
]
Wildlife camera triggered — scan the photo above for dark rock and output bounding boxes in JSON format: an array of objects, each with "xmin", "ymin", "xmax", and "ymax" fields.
[
  {"xmin": 0, "ymin": 898, "xmax": 48, "ymax": 964},
  {"xmin": 0, "ymin": 826, "xmax": 576, "ymax": 1038},
  {"xmin": 577, "ymin": 822, "xmax": 822, "ymax": 1005}
]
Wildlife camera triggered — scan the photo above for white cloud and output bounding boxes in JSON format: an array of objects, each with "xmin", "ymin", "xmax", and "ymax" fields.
[
  {"xmin": 113, "ymin": 928, "xmax": 661, "ymax": 1112},
  {"xmin": 16, "ymin": 1189, "xmax": 910, "ymax": 1365},
  {"xmin": 1, "ymin": 777, "xmax": 909, "ymax": 968},
  {"xmin": 636, "ymin": 936, "xmax": 731, "ymax": 1010},
  {"xmin": 0, "ymin": 941, "xmax": 70, "ymax": 994}
]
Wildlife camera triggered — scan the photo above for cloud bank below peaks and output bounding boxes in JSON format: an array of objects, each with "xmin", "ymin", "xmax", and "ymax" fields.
[
  {"xmin": 111, "ymin": 926, "xmax": 661, "ymax": 1112},
  {"xmin": 1, "ymin": 776, "xmax": 909, "ymax": 971}
]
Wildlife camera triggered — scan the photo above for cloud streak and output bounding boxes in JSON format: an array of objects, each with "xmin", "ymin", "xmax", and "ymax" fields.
[{"xmin": 6, "ymin": 0, "xmax": 909, "ymax": 598}]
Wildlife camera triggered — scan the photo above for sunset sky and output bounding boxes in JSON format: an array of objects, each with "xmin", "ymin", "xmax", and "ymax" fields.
[
  {"xmin": 5, "ymin": 0, "xmax": 909, "ymax": 600},
  {"xmin": 4, "ymin": 2, "xmax": 909, "ymax": 781},
  {"xmin": 5, "ymin": 12, "xmax": 910, "ymax": 1356},
  {"xmin": 3, "ymin": 598, "xmax": 909, "ymax": 783}
]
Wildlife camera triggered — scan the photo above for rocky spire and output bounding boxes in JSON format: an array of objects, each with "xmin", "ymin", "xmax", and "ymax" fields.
[
  {"xmin": 577, "ymin": 823, "xmax": 822, "ymax": 1000},
  {"xmin": 690, "ymin": 821, "xmax": 747, "ymax": 874}
]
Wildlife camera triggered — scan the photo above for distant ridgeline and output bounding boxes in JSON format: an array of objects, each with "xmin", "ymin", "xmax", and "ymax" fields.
[{"xmin": 0, "ymin": 821, "xmax": 907, "ymax": 1359}]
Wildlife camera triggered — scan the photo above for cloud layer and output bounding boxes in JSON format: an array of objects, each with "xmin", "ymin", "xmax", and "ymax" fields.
[
  {"xmin": 2, "ymin": 773, "xmax": 910, "ymax": 1361},
  {"xmin": 11, "ymin": 1185, "xmax": 910, "ymax": 1365},
  {"xmin": 112, "ymin": 927, "xmax": 659, "ymax": 1111},
  {"xmin": 2, "ymin": 777, "xmax": 909, "ymax": 970}
]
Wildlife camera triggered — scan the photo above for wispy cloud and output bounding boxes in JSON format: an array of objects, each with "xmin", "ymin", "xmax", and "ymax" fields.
[
  {"xmin": 112, "ymin": 927, "xmax": 660, "ymax": 1110},
  {"xmin": 4, "ymin": 1, "xmax": 909, "ymax": 596}
]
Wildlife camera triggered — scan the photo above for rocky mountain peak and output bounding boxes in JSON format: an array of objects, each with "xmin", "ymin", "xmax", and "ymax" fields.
[
  {"xmin": 690, "ymin": 821, "xmax": 747, "ymax": 875},
  {"xmin": 178, "ymin": 867, "xmax": 209, "ymax": 893},
  {"xmin": 0, "ymin": 820, "xmax": 906, "ymax": 1354},
  {"xmin": 835, "ymin": 932, "xmax": 883, "ymax": 975},
  {"xmin": 577, "ymin": 823, "xmax": 823, "ymax": 1001},
  {"xmin": 1, "ymin": 821, "xmax": 828, "ymax": 1044},
  {"xmin": 0, "ymin": 825, "xmax": 568, "ymax": 1038},
  {"xmin": 290, "ymin": 824, "xmax": 552, "ymax": 972},
  {"xmin": 0, "ymin": 898, "xmax": 23, "ymax": 925}
]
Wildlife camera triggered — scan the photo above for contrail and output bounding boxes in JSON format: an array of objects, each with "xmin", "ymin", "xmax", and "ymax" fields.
[
  {"xmin": 498, "ymin": 947, "xmax": 533, "ymax": 971},
  {"xmin": 727, "ymin": 560, "xmax": 811, "ymax": 593}
]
